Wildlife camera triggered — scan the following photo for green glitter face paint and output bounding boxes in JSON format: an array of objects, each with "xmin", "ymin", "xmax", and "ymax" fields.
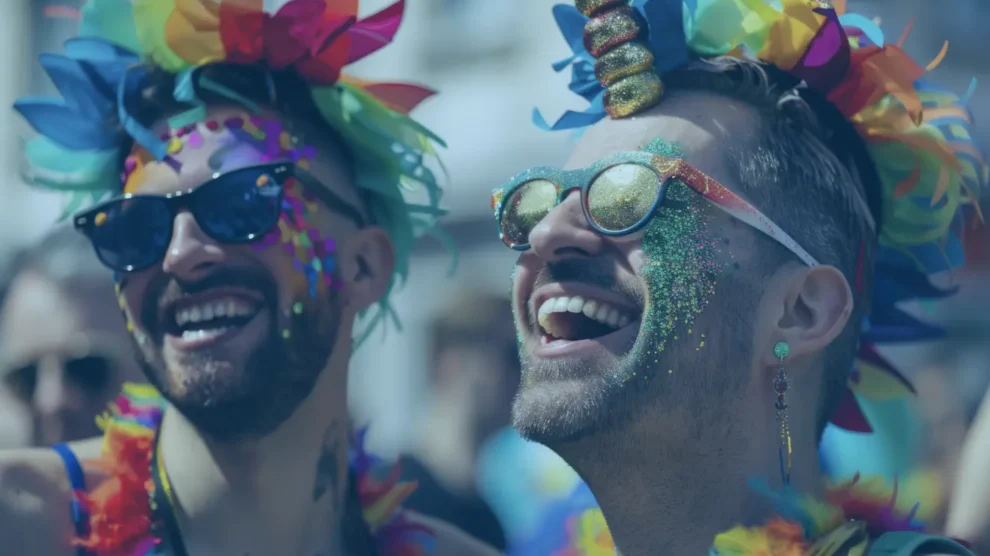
[{"xmin": 630, "ymin": 137, "xmax": 719, "ymax": 380}]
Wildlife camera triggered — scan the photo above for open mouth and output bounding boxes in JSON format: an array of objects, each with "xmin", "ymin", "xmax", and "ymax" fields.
[
  {"xmin": 161, "ymin": 294, "xmax": 264, "ymax": 348},
  {"xmin": 537, "ymin": 295, "xmax": 640, "ymax": 344}
]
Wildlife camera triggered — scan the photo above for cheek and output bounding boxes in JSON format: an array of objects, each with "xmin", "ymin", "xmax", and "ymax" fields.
[
  {"xmin": 252, "ymin": 181, "xmax": 340, "ymax": 304},
  {"xmin": 116, "ymin": 275, "xmax": 151, "ymax": 331},
  {"xmin": 636, "ymin": 196, "xmax": 724, "ymax": 354}
]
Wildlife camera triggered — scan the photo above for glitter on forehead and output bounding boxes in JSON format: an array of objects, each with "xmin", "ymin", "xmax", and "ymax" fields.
[
  {"xmin": 123, "ymin": 117, "xmax": 318, "ymax": 195},
  {"xmin": 642, "ymin": 137, "xmax": 683, "ymax": 158}
]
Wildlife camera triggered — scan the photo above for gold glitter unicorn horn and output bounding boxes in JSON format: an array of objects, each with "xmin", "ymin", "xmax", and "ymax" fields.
[{"xmin": 577, "ymin": 0, "xmax": 664, "ymax": 118}]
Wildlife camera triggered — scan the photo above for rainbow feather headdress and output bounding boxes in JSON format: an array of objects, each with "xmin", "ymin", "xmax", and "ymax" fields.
[
  {"xmin": 536, "ymin": 0, "xmax": 988, "ymax": 434},
  {"xmin": 14, "ymin": 0, "xmax": 450, "ymax": 344}
]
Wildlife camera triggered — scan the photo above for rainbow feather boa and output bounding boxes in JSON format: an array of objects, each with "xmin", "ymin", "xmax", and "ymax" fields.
[
  {"xmin": 73, "ymin": 384, "xmax": 435, "ymax": 556},
  {"xmin": 711, "ymin": 476, "xmax": 971, "ymax": 555},
  {"xmin": 517, "ymin": 473, "xmax": 970, "ymax": 555}
]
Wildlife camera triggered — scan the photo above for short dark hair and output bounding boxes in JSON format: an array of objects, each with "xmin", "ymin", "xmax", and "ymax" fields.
[{"xmin": 665, "ymin": 58, "xmax": 879, "ymax": 437}]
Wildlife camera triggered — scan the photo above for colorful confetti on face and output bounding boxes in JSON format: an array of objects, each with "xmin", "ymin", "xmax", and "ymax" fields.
[
  {"xmin": 227, "ymin": 117, "xmax": 338, "ymax": 302},
  {"xmin": 254, "ymin": 179, "xmax": 339, "ymax": 299},
  {"xmin": 122, "ymin": 114, "xmax": 340, "ymax": 306},
  {"xmin": 633, "ymin": 139, "xmax": 721, "ymax": 376}
]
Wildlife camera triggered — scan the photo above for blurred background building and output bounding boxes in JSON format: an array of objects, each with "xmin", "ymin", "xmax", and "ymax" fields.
[{"xmin": 1, "ymin": 0, "xmax": 988, "ymax": 547}]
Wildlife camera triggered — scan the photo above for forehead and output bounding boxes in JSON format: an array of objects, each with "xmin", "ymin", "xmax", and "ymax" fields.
[
  {"xmin": 0, "ymin": 274, "xmax": 119, "ymax": 365},
  {"xmin": 564, "ymin": 91, "xmax": 758, "ymax": 185},
  {"xmin": 128, "ymin": 106, "xmax": 360, "ymax": 206}
]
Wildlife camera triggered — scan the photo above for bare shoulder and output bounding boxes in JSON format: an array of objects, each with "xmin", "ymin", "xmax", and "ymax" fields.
[
  {"xmin": 0, "ymin": 438, "xmax": 106, "ymax": 556},
  {"xmin": 404, "ymin": 511, "xmax": 502, "ymax": 556}
]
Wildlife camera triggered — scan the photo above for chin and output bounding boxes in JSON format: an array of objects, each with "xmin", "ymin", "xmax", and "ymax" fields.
[{"xmin": 513, "ymin": 317, "xmax": 671, "ymax": 447}]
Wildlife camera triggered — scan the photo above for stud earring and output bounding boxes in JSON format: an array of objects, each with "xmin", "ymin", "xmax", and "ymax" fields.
[{"xmin": 773, "ymin": 341, "xmax": 792, "ymax": 486}]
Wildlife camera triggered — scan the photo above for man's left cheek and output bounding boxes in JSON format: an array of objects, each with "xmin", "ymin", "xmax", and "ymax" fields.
[
  {"xmin": 255, "ymin": 183, "xmax": 340, "ymax": 302},
  {"xmin": 115, "ymin": 290, "xmax": 149, "ymax": 345}
]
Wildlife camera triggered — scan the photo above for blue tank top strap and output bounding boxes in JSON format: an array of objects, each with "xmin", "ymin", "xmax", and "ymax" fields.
[{"xmin": 51, "ymin": 443, "xmax": 95, "ymax": 556}]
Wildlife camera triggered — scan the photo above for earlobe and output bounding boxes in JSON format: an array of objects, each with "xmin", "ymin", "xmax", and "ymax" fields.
[{"xmin": 761, "ymin": 265, "xmax": 853, "ymax": 368}]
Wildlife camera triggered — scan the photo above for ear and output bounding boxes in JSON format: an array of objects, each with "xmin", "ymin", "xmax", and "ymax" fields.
[
  {"xmin": 759, "ymin": 265, "xmax": 853, "ymax": 369},
  {"xmin": 338, "ymin": 226, "xmax": 395, "ymax": 311}
]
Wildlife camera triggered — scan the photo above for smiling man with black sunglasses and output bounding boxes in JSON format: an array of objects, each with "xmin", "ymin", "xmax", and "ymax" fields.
[{"xmin": 0, "ymin": 2, "xmax": 496, "ymax": 555}]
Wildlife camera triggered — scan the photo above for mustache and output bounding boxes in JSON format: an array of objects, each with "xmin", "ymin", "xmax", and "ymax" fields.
[
  {"xmin": 141, "ymin": 267, "xmax": 276, "ymax": 334},
  {"xmin": 540, "ymin": 259, "xmax": 618, "ymax": 291}
]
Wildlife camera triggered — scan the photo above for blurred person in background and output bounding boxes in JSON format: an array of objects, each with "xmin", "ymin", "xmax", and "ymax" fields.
[
  {"xmin": 402, "ymin": 291, "xmax": 517, "ymax": 550},
  {"xmin": 946, "ymin": 384, "xmax": 990, "ymax": 554},
  {"xmin": 925, "ymin": 318, "xmax": 990, "ymax": 544},
  {"xmin": 0, "ymin": 224, "xmax": 143, "ymax": 447}
]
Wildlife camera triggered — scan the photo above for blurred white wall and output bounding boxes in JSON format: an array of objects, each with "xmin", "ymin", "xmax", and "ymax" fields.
[{"xmin": 0, "ymin": 0, "xmax": 62, "ymax": 263}]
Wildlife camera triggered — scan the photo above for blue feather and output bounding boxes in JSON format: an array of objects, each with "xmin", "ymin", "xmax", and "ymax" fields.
[
  {"xmin": 117, "ymin": 65, "xmax": 168, "ymax": 161},
  {"xmin": 63, "ymin": 38, "xmax": 140, "ymax": 94},
  {"xmin": 38, "ymin": 54, "xmax": 115, "ymax": 116},
  {"xmin": 13, "ymin": 101, "xmax": 120, "ymax": 150},
  {"xmin": 533, "ymin": 92, "xmax": 608, "ymax": 131},
  {"xmin": 552, "ymin": 4, "xmax": 592, "ymax": 61}
]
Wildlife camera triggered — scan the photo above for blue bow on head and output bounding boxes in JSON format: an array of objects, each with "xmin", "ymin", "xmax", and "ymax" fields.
[{"xmin": 533, "ymin": 0, "xmax": 691, "ymax": 131}]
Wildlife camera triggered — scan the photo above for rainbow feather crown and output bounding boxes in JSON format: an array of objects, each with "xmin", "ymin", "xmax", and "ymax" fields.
[
  {"xmin": 536, "ymin": 0, "xmax": 988, "ymax": 433},
  {"xmin": 14, "ymin": 0, "xmax": 451, "ymax": 344}
]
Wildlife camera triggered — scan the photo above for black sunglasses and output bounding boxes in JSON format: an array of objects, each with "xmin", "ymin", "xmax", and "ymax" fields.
[
  {"xmin": 3, "ymin": 354, "xmax": 115, "ymax": 402},
  {"xmin": 74, "ymin": 163, "xmax": 364, "ymax": 273}
]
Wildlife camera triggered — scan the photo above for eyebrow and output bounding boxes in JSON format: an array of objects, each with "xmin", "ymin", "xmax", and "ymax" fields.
[{"xmin": 293, "ymin": 170, "xmax": 367, "ymax": 227}]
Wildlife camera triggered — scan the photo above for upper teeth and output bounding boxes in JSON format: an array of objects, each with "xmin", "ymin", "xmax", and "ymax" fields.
[
  {"xmin": 537, "ymin": 296, "xmax": 632, "ymax": 331},
  {"xmin": 175, "ymin": 298, "xmax": 256, "ymax": 327}
]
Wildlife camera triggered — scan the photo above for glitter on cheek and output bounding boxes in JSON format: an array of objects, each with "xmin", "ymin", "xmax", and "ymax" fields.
[
  {"xmin": 632, "ymin": 180, "xmax": 721, "ymax": 381},
  {"xmin": 254, "ymin": 179, "xmax": 340, "ymax": 301},
  {"xmin": 114, "ymin": 282, "xmax": 147, "ymax": 346}
]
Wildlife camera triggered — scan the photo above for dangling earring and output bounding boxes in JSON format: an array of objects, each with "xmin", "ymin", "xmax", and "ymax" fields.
[{"xmin": 773, "ymin": 341, "xmax": 792, "ymax": 486}]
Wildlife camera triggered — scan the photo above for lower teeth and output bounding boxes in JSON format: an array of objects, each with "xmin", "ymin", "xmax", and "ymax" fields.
[{"xmin": 181, "ymin": 327, "xmax": 231, "ymax": 341}]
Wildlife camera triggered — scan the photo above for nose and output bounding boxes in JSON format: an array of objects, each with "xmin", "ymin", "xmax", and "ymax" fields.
[
  {"xmin": 33, "ymin": 362, "xmax": 78, "ymax": 419},
  {"xmin": 527, "ymin": 190, "xmax": 604, "ymax": 261},
  {"xmin": 162, "ymin": 211, "xmax": 226, "ymax": 278}
]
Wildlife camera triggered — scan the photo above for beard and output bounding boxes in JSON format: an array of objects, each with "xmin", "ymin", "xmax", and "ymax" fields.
[
  {"xmin": 513, "ymin": 294, "xmax": 755, "ymax": 448},
  {"xmin": 512, "ymin": 201, "xmax": 759, "ymax": 448},
  {"xmin": 133, "ymin": 268, "xmax": 341, "ymax": 442}
]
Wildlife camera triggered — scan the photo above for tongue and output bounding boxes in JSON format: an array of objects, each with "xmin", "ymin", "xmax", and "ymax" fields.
[{"xmin": 543, "ymin": 312, "xmax": 615, "ymax": 341}]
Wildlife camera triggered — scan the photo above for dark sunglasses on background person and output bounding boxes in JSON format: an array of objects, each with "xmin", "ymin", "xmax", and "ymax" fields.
[
  {"xmin": 491, "ymin": 151, "xmax": 819, "ymax": 267},
  {"xmin": 74, "ymin": 162, "xmax": 365, "ymax": 273},
  {"xmin": 2, "ymin": 352, "xmax": 115, "ymax": 403}
]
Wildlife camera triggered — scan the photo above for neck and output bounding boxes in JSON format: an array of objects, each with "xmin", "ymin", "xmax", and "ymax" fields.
[
  {"xmin": 160, "ymin": 348, "xmax": 357, "ymax": 555},
  {"xmin": 554, "ymin": 400, "xmax": 821, "ymax": 555}
]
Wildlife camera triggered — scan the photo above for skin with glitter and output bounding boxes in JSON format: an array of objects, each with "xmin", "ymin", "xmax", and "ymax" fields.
[
  {"xmin": 505, "ymin": 127, "xmax": 748, "ymax": 445},
  {"xmin": 632, "ymin": 139, "xmax": 720, "ymax": 383},
  {"xmin": 112, "ymin": 107, "xmax": 357, "ymax": 440}
]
